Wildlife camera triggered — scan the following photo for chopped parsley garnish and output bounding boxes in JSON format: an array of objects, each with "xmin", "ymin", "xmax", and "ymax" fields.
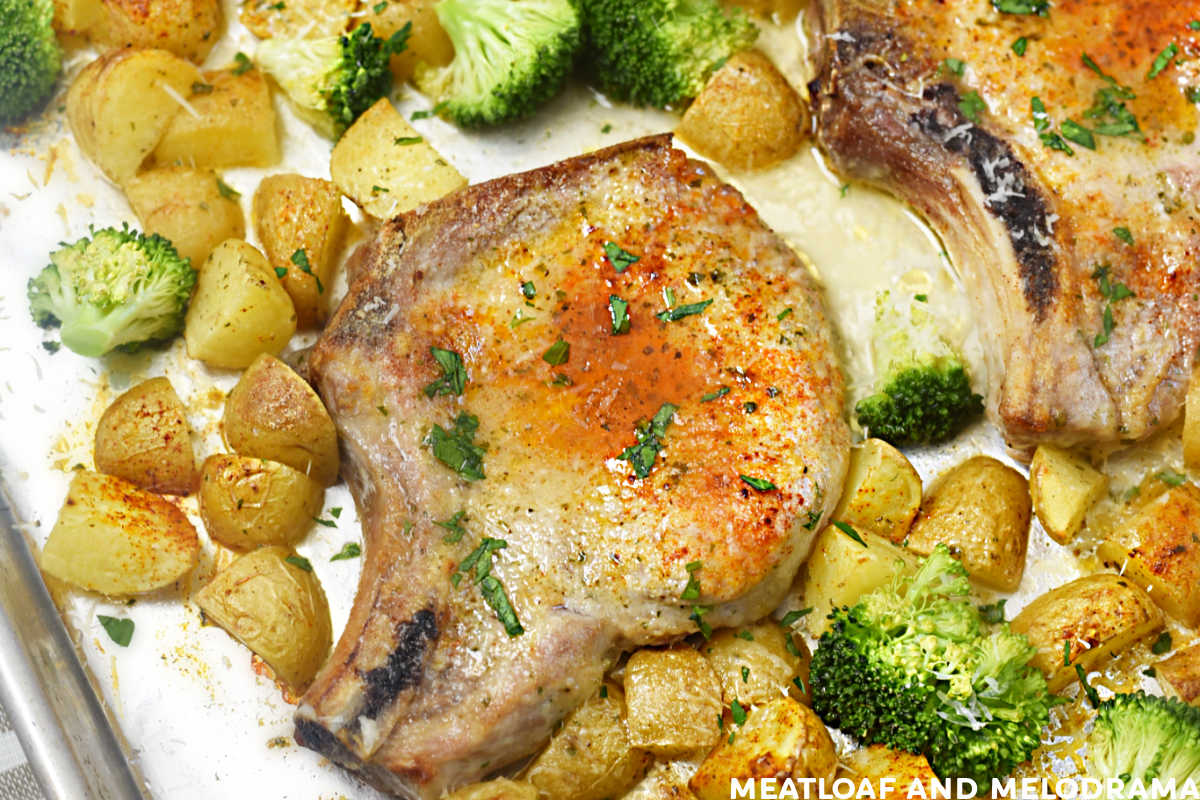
[
  {"xmin": 608, "ymin": 295, "xmax": 630, "ymax": 334},
  {"xmin": 992, "ymin": 0, "xmax": 1048, "ymax": 14},
  {"xmin": 802, "ymin": 509, "xmax": 823, "ymax": 530},
  {"xmin": 656, "ymin": 299, "xmax": 712, "ymax": 323},
  {"xmin": 373, "ymin": 0, "xmax": 387, "ymax": 12},
  {"xmin": 618, "ymin": 402, "xmax": 677, "ymax": 479},
  {"xmin": 41, "ymin": 341, "xmax": 59, "ymax": 354},
  {"xmin": 290, "ymin": 248, "xmax": 323, "ymax": 293},
  {"xmin": 741, "ymin": 668, "xmax": 751, "ymax": 685},
  {"xmin": 780, "ymin": 608, "xmax": 812, "ymax": 627},
  {"xmin": 777, "ymin": 307, "xmax": 793, "ymax": 321},
  {"xmin": 740, "ymin": 475, "xmax": 776, "ymax": 492},
  {"xmin": 681, "ymin": 560, "xmax": 703, "ymax": 600},
  {"xmin": 274, "ymin": 267, "xmax": 288, "ymax": 279},
  {"xmin": 1113, "ymin": 227, "xmax": 1134, "ymax": 245},
  {"xmin": 454, "ymin": 538, "xmax": 524, "ymax": 637},
  {"xmin": 601, "ymin": 123, "xmax": 613, "ymax": 133},
  {"xmin": 331, "ymin": 542, "xmax": 361, "ymax": 561},
  {"xmin": 603, "ymin": 241, "xmax": 639, "ymax": 273},
  {"xmin": 542, "ymin": 338, "xmax": 570, "ymax": 366},
  {"xmin": 978, "ymin": 599, "xmax": 1007, "ymax": 623},
  {"xmin": 701, "ymin": 386, "xmax": 730, "ymax": 402},
  {"xmin": 411, "ymin": 109, "xmax": 433, "ymax": 120},
  {"xmin": 957, "ymin": 90, "xmax": 987, "ymax": 123},
  {"xmin": 1063, "ymin": 640, "xmax": 1072, "ymax": 666},
  {"xmin": 914, "ymin": 293, "xmax": 928, "ymax": 302},
  {"xmin": 551, "ymin": 373, "xmax": 572, "ymax": 386},
  {"xmin": 1082, "ymin": 54, "xmax": 1142, "ymax": 139},
  {"xmin": 1012, "ymin": 36, "xmax": 1028, "ymax": 56},
  {"xmin": 1157, "ymin": 469, "xmax": 1188, "ymax": 487},
  {"xmin": 1092, "ymin": 264, "xmax": 1136, "ymax": 346},
  {"xmin": 371, "ymin": 185, "xmax": 390, "ymax": 193},
  {"xmin": 521, "ymin": 281, "xmax": 536, "ymax": 299},
  {"xmin": 313, "ymin": 515, "xmax": 337, "ymax": 528},
  {"xmin": 216, "ymin": 178, "xmax": 240, "ymax": 200},
  {"xmin": 190, "ymin": 81, "xmax": 215, "ymax": 95},
  {"xmin": 436, "ymin": 510, "xmax": 468, "ymax": 543},
  {"xmin": 425, "ymin": 412, "xmax": 486, "ymax": 480},
  {"xmin": 423, "ymin": 347, "xmax": 467, "ymax": 397},
  {"xmin": 330, "ymin": 507, "xmax": 342, "ymax": 518},
  {"xmin": 730, "ymin": 699, "xmax": 748, "ymax": 726},
  {"xmin": 1077, "ymin": 665, "xmax": 1100, "ymax": 707},
  {"xmin": 833, "ymin": 520, "xmax": 867, "ymax": 547},
  {"xmin": 1152, "ymin": 631, "xmax": 1173, "ymax": 654},
  {"xmin": 690, "ymin": 605, "xmax": 713, "ymax": 639},
  {"xmin": 1060, "ymin": 119, "xmax": 1096, "ymax": 150},
  {"xmin": 1191, "ymin": 20, "xmax": 1200, "ymax": 30},
  {"xmin": 286, "ymin": 555, "xmax": 313, "ymax": 572},
  {"xmin": 840, "ymin": 183, "xmax": 850, "ymax": 197},
  {"xmin": 1031, "ymin": 97, "xmax": 1077, "ymax": 155},
  {"xmin": 98, "ymin": 615, "xmax": 134, "ymax": 647},
  {"xmin": 394, "ymin": 136, "xmax": 424, "ymax": 145},
  {"xmin": 232, "ymin": 52, "xmax": 253, "ymax": 75},
  {"xmin": 1148, "ymin": 43, "xmax": 1179, "ymax": 80},
  {"xmin": 943, "ymin": 58, "xmax": 966, "ymax": 76}
]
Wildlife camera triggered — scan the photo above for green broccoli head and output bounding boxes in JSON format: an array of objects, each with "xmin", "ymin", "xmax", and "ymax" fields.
[
  {"xmin": 810, "ymin": 544, "xmax": 1056, "ymax": 784},
  {"xmin": 257, "ymin": 22, "xmax": 409, "ymax": 138},
  {"xmin": 580, "ymin": 0, "xmax": 757, "ymax": 109},
  {"xmin": 415, "ymin": 0, "xmax": 581, "ymax": 128},
  {"xmin": 0, "ymin": 0, "xmax": 62, "ymax": 126},
  {"xmin": 1088, "ymin": 692, "xmax": 1200, "ymax": 797},
  {"xmin": 855, "ymin": 290, "xmax": 984, "ymax": 447},
  {"xmin": 28, "ymin": 226, "xmax": 196, "ymax": 358}
]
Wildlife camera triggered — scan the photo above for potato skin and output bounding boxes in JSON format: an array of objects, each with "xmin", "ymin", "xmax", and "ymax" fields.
[
  {"xmin": 905, "ymin": 456, "xmax": 1031, "ymax": 591},
  {"xmin": 839, "ymin": 745, "xmax": 939, "ymax": 799},
  {"xmin": 194, "ymin": 545, "xmax": 331, "ymax": 690},
  {"xmin": 223, "ymin": 354, "xmax": 340, "ymax": 486},
  {"xmin": 624, "ymin": 647, "xmax": 723, "ymax": 758},
  {"xmin": 676, "ymin": 50, "xmax": 808, "ymax": 171},
  {"xmin": 830, "ymin": 438, "xmax": 922, "ymax": 543},
  {"xmin": 123, "ymin": 166, "xmax": 245, "ymax": 267},
  {"xmin": 801, "ymin": 524, "xmax": 918, "ymax": 633},
  {"xmin": 153, "ymin": 67, "xmax": 279, "ymax": 169},
  {"xmin": 1010, "ymin": 574, "xmax": 1162, "ymax": 692},
  {"xmin": 40, "ymin": 470, "xmax": 199, "ymax": 596},
  {"xmin": 351, "ymin": 0, "xmax": 453, "ymax": 83},
  {"xmin": 702, "ymin": 621, "xmax": 808, "ymax": 708},
  {"xmin": 252, "ymin": 174, "xmax": 348, "ymax": 328},
  {"xmin": 94, "ymin": 377, "xmax": 198, "ymax": 495},
  {"xmin": 199, "ymin": 454, "xmax": 324, "ymax": 550},
  {"xmin": 1156, "ymin": 644, "xmax": 1200, "ymax": 705},
  {"xmin": 92, "ymin": 0, "xmax": 222, "ymax": 62},
  {"xmin": 1029, "ymin": 445, "xmax": 1108, "ymax": 545},
  {"xmin": 1186, "ymin": 365, "xmax": 1200, "ymax": 471},
  {"xmin": 442, "ymin": 780, "xmax": 539, "ymax": 800},
  {"xmin": 240, "ymin": 0, "xmax": 356, "ymax": 39}
]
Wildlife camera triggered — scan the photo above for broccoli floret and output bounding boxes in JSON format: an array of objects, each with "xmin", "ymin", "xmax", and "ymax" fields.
[
  {"xmin": 855, "ymin": 291, "xmax": 983, "ymax": 446},
  {"xmin": 257, "ymin": 22, "xmax": 409, "ymax": 138},
  {"xmin": 27, "ymin": 226, "xmax": 196, "ymax": 358},
  {"xmin": 414, "ymin": 0, "xmax": 581, "ymax": 128},
  {"xmin": 580, "ymin": 0, "xmax": 757, "ymax": 109},
  {"xmin": 0, "ymin": 0, "xmax": 62, "ymax": 125},
  {"xmin": 1087, "ymin": 692, "xmax": 1200, "ymax": 797},
  {"xmin": 810, "ymin": 544, "xmax": 1056, "ymax": 784}
]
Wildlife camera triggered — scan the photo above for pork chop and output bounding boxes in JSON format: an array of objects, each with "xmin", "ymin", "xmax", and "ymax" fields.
[
  {"xmin": 294, "ymin": 135, "xmax": 849, "ymax": 797},
  {"xmin": 810, "ymin": 0, "xmax": 1200, "ymax": 449}
]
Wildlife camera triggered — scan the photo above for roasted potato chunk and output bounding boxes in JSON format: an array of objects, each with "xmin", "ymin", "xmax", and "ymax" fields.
[
  {"xmin": 1010, "ymin": 574, "xmax": 1162, "ymax": 692},
  {"xmin": 676, "ymin": 50, "xmax": 808, "ymax": 171},
  {"xmin": 1156, "ymin": 643, "xmax": 1200, "ymax": 705},
  {"xmin": 689, "ymin": 698, "xmax": 836, "ymax": 800},
  {"xmin": 624, "ymin": 647, "xmax": 722, "ymax": 757},
  {"xmin": 94, "ymin": 377, "xmax": 198, "ymax": 495},
  {"xmin": 223, "ymin": 354, "xmax": 340, "ymax": 486},
  {"xmin": 199, "ymin": 454, "xmax": 324, "ymax": 550},
  {"xmin": 352, "ymin": 0, "xmax": 453, "ymax": 83},
  {"xmin": 40, "ymin": 470, "xmax": 199, "ymax": 596},
  {"xmin": 252, "ymin": 174, "xmax": 348, "ymax": 328},
  {"xmin": 1098, "ymin": 482, "xmax": 1200, "ymax": 627},
  {"xmin": 153, "ymin": 67, "xmax": 279, "ymax": 168},
  {"xmin": 67, "ymin": 48, "xmax": 201, "ymax": 183},
  {"xmin": 53, "ymin": 0, "xmax": 106, "ymax": 35},
  {"xmin": 443, "ymin": 779, "xmax": 539, "ymax": 800},
  {"xmin": 240, "ymin": 0, "xmax": 356, "ymax": 39},
  {"xmin": 330, "ymin": 98, "xmax": 466, "ymax": 219},
  {"xmin": 905, "ymin": 456, "xmax": 1031, "ymax": 591},
  {"xmin": 123, "ymin": 166, "xmax": 245, "ymax": 267},
  {"xmin": 1186, "ymin": 365, "xmax": 1200, "ymax": 471},
  {"xmin": 722, "ymin": 0, "xmax": 805, "ymax": 21},
  {"xmin": 184, "ymin": 239, "xmax": 297, "ymax": 369},
  {"xmin": 526, "ymin": 682, "xmax": 651, "ymax": 800},
  {"xmin": 830, "ymin": 438, "xmax": 922, "ymax": 543},
  {"xmin": 702, "ymin": 621, "xmax": 807, "ymax": 708},
  {"xmin": 801, "ymin": 524, "xmax": 918, "ymax": 634},
  {"xmin": 194, "ymin": 545, "xmax": 331, "ymax": 689},
  {"xmin": 840, "ymin": 745, "xmax": 939, "ymax": 799},
  {"xmin": 622, "ymin": 763, "xmax": 699, "ymax": 800},
  {"xmin": 91, "ymin": 0, "xmax": 222, "ymax": 62},
  {"xmin": 1029, "ymin": 445, "xmax": 1108, "ymax": 545}
]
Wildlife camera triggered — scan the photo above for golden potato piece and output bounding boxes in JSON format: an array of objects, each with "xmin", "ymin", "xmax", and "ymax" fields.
[
  {"xmin": 905, "ymin": 456, "xmax": 1031, "ymax": 591},
  {"xmin": 442, "ymin": 779, "xmax": 539, "ymax": 800},
  {"xmin": 94, "ymin": 377, "xmax": 198, "ymax": 495},
  {"xmin": 252, "ymin": 174, "xmax": 348, "ymax": 328},
  {"xmin": 526, "ymin": 682, "xmax": 651, "ymax": 800},
  {"xmin": 1098, "ymin": 482, "xmax": 1200, "ymax": 627},
  {"xmin": 92, "ymin": 0, "xmax": 222, "ymax": 62},
  {"xmin": 689, "ymin": 698, "xmax": 836, "ymax": 800},
  {"xmin": 801, "ymin": 524, "xmax": 918, "ymax": 634},
  {"xmin": 624, "ymin": 647, "xmax": 723, "ymax": 758},
  {"xmin": 40, "ymin": 470, "xmax": 199, "ymax": 596},
  {"xmin": 53, "ymin": 0, "xmax": 106, "ymax": 35},
  {"xmin": 1186, "ymin": 365, "xmax": 1200, "ymax": 471},
  {"xmin": 840, "ymin": 745, "xmax": 939, "ymax": 799},
  {"xmin": 1029, "ymin": 445, "xmax": 1108, "ymax": 545},
  {"xmin": 330, "ymin": 98, "xmax": 466, "ymax": 219},
  {"xmin": 1156, "ymin": 643, "xmax": 1200, "ymax": 705},
  {"xmin": 830, "ymin": 438, "xmax": 922, "ymax": 543},
  {"xmin": 184, "ymin": 239, "xmax": 297, "ymax": 369},
  {"xmin": 240, "ymin": 0, "xmax": 357, "ymax": 39},
  {"xmin": 194, "ymin": 545, "xmax": 331, "ymax": 689},
  {"xmin": 199, "ymin": 454, "xmax": 324, "ymax": 550},
  {"xmin": 153, "ymin": 67, "xmax": 279, "ymax": 169},
  {"xmin": 223, "ymin": 354, "xmax": 340, "ymax": 486},
  {"xmin": 67, "ymin": 49, "xmax": 202, "ymax": 183},
  {"xmin": 702, "ymin": 621, "xmax": 806, "ymax": 708},
  {"xmin": 676, "ymin": 50, "xmax": 808, "ymax": 172},
  {"xmin": 352, "ymin": 0, "xmax": 453, "ymax": 83},
  {"xmin": 124, "ymin": 166, "xmax": 245, "ymax": 267},
  {"xmin": 622, "ymin": 763, "xmax": 699, "ymax": 800},
  {"xmin": 1010, "ymin": 574, "xmax": 1162, "ymax": 692}
]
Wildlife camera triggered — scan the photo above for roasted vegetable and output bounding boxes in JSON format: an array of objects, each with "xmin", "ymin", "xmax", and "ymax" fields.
[
  {"xmin": 1086, "ymin": 692, "xmax": 1200, "ymax": 797},
  {"xmin": 0, "ymin": 0, "xmax": 61, "ymax": 125},
  {"xmin": 94, "ymin": 377, "xmax": 199, "ymax": 495}
]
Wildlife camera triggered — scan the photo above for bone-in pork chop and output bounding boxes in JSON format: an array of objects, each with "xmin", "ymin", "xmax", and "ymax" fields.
[
  {"xmin": 811, "ymin": 0, "xmax": 1200, "ymax": 449},
  {"xmin": 294, "ymin": 135, "xmax": 849, "ymax": 797}
]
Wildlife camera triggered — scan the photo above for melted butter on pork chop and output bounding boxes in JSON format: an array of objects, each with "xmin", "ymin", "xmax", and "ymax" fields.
[{"xmin": 297, "ymin": 135, "xmax": 848, "ymax": 797}]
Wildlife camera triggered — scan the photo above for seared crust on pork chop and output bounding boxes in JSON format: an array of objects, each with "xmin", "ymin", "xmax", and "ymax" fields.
[{"xmin": 295, "ymin": 135, "xmax": 849, "ymax": 797}]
